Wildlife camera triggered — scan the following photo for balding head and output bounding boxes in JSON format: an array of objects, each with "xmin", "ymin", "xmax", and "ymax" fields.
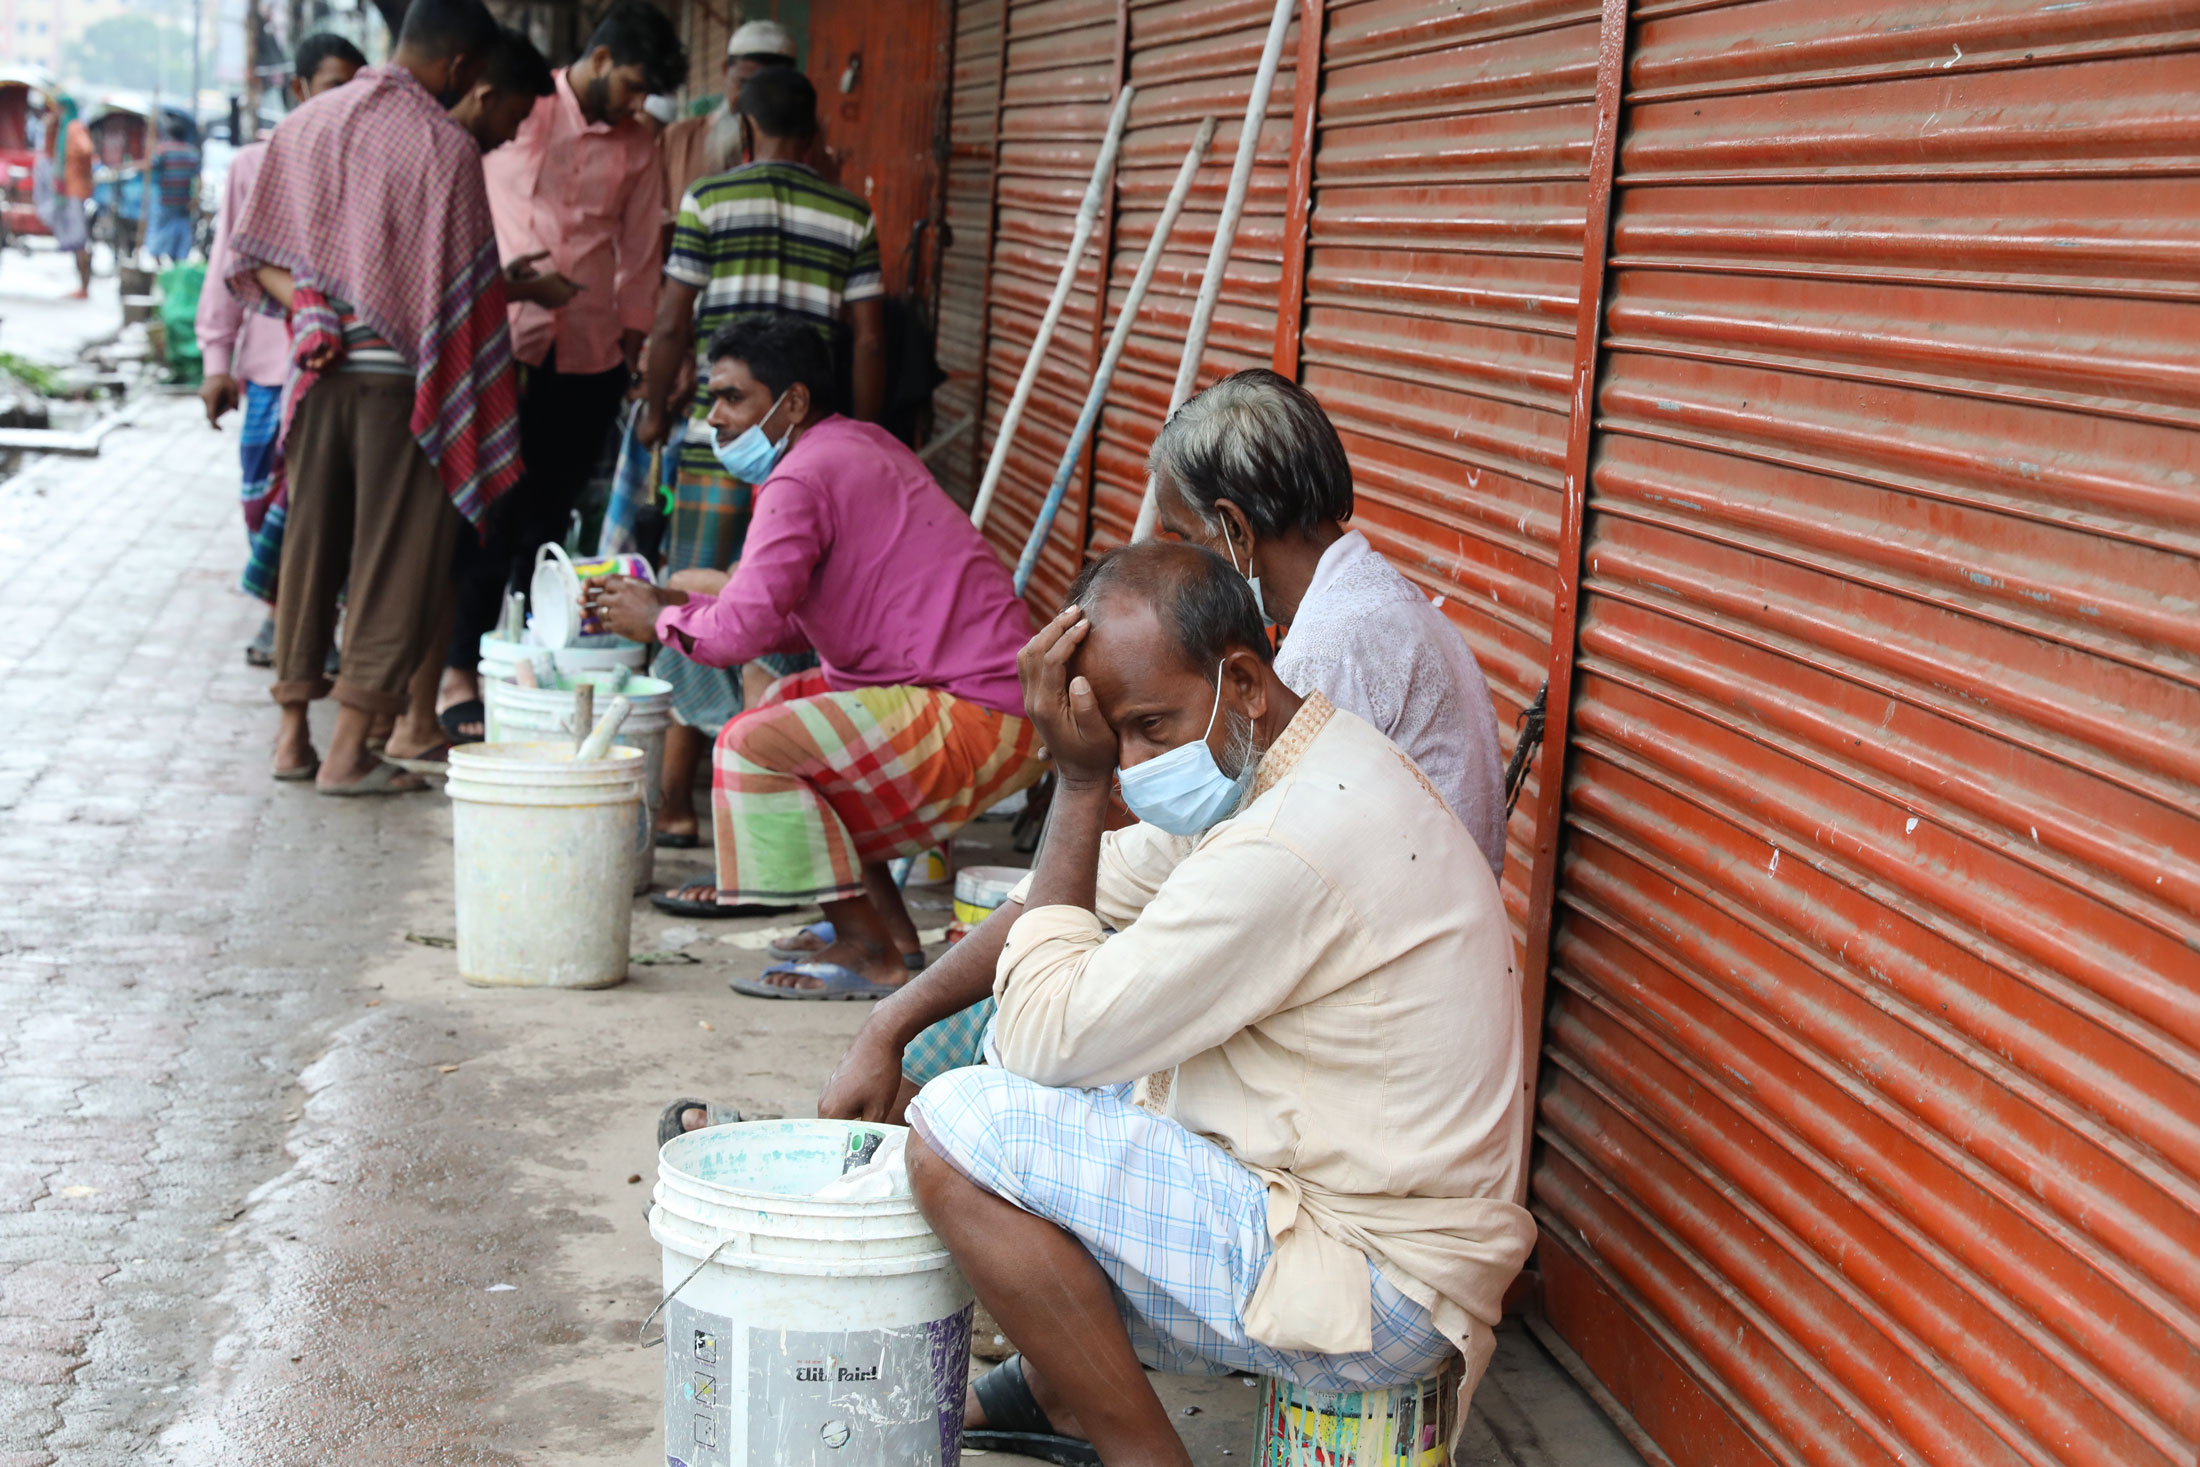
[
  {"xmin": 1057, "ymin": 542, "xmax": 1297, "ymax": 781},
  {"xmin": 1066, "ymin": 541, "xmax": 1269, "ymax": 680}
]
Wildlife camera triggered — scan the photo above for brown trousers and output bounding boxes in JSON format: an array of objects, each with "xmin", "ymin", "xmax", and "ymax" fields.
[{"xmin": 272, "ymin": 373, "xmax": 463, "ymax": 715}]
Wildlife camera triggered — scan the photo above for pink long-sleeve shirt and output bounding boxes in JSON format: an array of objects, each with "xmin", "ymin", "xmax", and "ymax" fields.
[
  {"xmin": 194, "ymin": 141, "xmax": 290, "ymax": 386},
  {"xmin": 655, "ymin": 416, "xmax": 1034, "ymax": 717},
  {"xmin": 482, "ymin": 69, "xmax": 664, "ymax": 373}
]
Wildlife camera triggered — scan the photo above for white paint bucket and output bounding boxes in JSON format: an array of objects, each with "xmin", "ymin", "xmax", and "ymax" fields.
[
  {"xmin": 445, "ymin": 742, "xmax": 646, "ymax": 989},
  {"xmin": 483, "ymin": 675, "xmax": 673, "ymax": 893},
  {"xmin": 649, "ymin": 1120, "xmax": 975, "ymax": 1467},
  {"xmin": 1255, "ymin": 1361, "xmax": 1460, "ymax": 1465}
]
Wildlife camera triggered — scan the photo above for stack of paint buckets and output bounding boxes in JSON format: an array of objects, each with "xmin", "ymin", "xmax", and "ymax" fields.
[{"xmin": 948, "ymin": 865, "xmax": 1027, "ymax": 943}]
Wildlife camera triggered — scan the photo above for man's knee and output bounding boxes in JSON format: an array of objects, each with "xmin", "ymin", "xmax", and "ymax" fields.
[{"xmin": 904, "ymin": 1128, "xmax": 970, "ymax": 1220}]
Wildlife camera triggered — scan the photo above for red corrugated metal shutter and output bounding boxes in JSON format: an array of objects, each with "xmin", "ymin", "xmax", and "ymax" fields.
[
  {"xmin": 1298, "ymin": 0, "xmax": 1604, "ymax": 962},
  {"xmin": 1534, "ymin": 5, "xmax": 2200, "ymax": 1466},
  {"xmin": 973, "ymin": 0, "xmax": 1120, "ymax": 607},
  {"xmin": 934, "ymin": 0, "xmax": 1004, "ymax": 505},
  {"xmin": 1081, "ymin": 0, "xmax": 1303, "ymax": 555}
]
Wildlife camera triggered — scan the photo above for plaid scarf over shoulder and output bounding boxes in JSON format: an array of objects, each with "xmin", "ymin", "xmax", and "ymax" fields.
[{"xmin": 227, "ymin": 65, "xmax": 521, "ymax": 528}]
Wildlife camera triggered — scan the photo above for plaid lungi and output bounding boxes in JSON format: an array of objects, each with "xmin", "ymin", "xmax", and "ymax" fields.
[
  {"xmin": 712, "ymin": 669, "xmax": 1048, "ymax": 907},
  {"xmin": 908, "ymin": 1067, "xmax": 1454, "ymax": 1389},
  {"xmin": 238, "ymin": 381, "xmax": 284, "ymax": 603},
  {"xmin": 903, "ymin": 998, "xmax": 996, "ymax": 1086},
  {"xmin": 657, "ymin": 457, "xmax": 752, "ymax": 731},
  {"xmin": 666, "ymin": 459, "xmax": 748, "ymax": 574}
]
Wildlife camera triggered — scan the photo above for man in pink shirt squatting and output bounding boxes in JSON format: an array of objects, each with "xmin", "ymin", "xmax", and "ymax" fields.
[
  {"xmin": 590, "ymin": 315, "xmax": 1049, "ymax": 1002},
  {"xmin": 442, "ymin": 0, "xmax": 685, "ymax": 739},
  {"xmin": 196, "ymin": 32, "xmax": 367, "ymax": 666}
]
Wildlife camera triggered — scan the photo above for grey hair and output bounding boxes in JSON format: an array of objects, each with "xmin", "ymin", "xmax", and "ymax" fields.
[
  {"xmin": 1220, "ymin": 706, "xmax": 1264, "ymax": 785},
  {"xmin": 1146, "ymin": 368, "xmax": 1354, "ymax": 539}
]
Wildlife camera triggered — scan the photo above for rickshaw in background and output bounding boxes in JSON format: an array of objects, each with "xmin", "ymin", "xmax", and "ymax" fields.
[
  {"xmin": 0, "ymin": 69, "xmax": 55, "ymax": 247},
  {"xmin": 85, "ymin": 95, "xmax": 197, "ymax": 255}
]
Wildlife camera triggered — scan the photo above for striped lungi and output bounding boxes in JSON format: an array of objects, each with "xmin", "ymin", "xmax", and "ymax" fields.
[
  {"xmin": 237, "ymin": 382, "xmax": 284, "ymax": 604},
  {"xmin": 711, "ymin": 669, "xmax": 1049, "ymax": 907}
]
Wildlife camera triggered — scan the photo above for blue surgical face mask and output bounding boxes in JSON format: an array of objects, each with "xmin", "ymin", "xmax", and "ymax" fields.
[
  {"xmin": 712, "ymin": 390, "xmax": 791, "ymax": 483},
  {"xmin": 1117, "ymin": 662, "xmax": 1256, "ymax": 836},
  {"xmin": 1220, "ymin": 530, "xmax": 1266, "ymax": 622}
]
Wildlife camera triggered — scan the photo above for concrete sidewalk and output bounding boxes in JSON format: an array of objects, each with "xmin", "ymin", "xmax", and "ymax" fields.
[{"xmin": 0, "ymin": 394, "xmax": 1641, "ymax": 1466}]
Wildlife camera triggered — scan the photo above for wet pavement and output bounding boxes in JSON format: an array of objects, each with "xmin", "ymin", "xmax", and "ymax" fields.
[{"xmin": 1, "ymin": 391, "xmax": 1642, "ymax": 1466}]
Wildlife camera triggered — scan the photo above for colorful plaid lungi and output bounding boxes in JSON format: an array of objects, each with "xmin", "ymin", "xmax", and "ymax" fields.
[
  {"xmin": 711, "ymin": 669, "xmax": 1048, "ymax": 906},
  {"xmin": 238, "ymin": 381, "xmax": 284, "ymax": 603},
  {"xmin": 908, "ymin": 1067, "xmax": 1454, "ymax": 1389}
]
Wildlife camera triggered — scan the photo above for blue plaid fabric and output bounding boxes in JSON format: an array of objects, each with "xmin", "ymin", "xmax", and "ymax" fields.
[
  {"xmin": 908, "ymin": 1067, "xmax": 1454, "ymax": 1389},
  {"xmin": 238, "ymin": 382, "xmax": 284, "ymax": 603},
  {"xmin": 902, "ymin": 998, "xmax": 994, "ymax": 1086}
]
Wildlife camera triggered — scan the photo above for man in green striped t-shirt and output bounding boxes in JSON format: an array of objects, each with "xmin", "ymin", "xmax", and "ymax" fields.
[{"xmin": 637, "ymin": 64, "xmax": 884, "ymax": 846}]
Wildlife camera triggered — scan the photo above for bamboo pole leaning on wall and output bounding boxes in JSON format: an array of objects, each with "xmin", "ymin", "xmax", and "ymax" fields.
[{"xmin": 1129, "ymin": 0, "xmax": 1296, "ymax": 543}]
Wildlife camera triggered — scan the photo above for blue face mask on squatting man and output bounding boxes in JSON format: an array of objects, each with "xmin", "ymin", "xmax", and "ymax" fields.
[
  {"xmin": 1116, "ymin": 661, "xmax": 1257, "ymax": 837},
  {"xmin": 712, "ymin": 389, "xmax": 791, "ymax": 483}
]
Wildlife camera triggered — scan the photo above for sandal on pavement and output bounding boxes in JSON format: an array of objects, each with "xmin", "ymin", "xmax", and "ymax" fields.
[
  {"xmin": 273, "ymin": 759, "xmax": 320, "ymax": 783},
  {"xmin": 730, "ymin": 961, "xmax": 901, "ymax": 1001},
  {"xmin": 438, "ymin": 699, "xmax": 486, "ymax": 745},
  {"xmin": 317, "ymin": 760, "xmax": 428, "ymax": 797},
  {"xmin": 383, "ymin": 744, "xmax": 453, "ymax": 774},
  {"xmin": 965, "ymin": 1356, "xmax": 1099, "ymax": 1467},
  {"xmin": 656, "ymin": 1097, "xmax": 742, "ymax": 1149},
  {"xmin": 648, "ymin": 884, "xmax": 794, "ymax": 920},
  {"xmin": 765, "ymin": 924, "xmax": 928, "ymax": 971},
  {"xmin": 654, "ymin": 828, "xmax": 701, "ymax": 849}
]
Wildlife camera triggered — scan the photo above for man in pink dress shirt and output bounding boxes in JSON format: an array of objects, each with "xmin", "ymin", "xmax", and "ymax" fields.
[
  {"xmin": 590, "ymin": 315, "xmax": 1048, "ymax": 998},
  {"xmin": 441, "ymin": 0, "xmax": 684, "ymax": 737},
  {"xmin": 196, "ymin": 33, "xmax": 367, "ymax": 664}
]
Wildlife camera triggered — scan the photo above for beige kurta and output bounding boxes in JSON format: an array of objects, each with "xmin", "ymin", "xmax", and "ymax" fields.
[{"xmin": 994, "ymin": 694, "xmax": 1535, "ymax": 1405}]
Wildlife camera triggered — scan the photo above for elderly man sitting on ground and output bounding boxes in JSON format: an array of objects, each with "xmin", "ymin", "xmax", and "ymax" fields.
[{"xmin": 901, "ymin": 542, "xmax": 1534, "ymax": 1466}]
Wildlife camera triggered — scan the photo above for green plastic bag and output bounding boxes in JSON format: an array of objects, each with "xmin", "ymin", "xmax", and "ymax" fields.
[{"xmin": 157, "ymin": 262, "xmax": 206, "ymax": 383}]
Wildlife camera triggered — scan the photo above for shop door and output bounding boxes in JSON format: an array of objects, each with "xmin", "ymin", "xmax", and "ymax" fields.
[
  {"xmin": 1533, "ymin": 3, "xmax": 2200, "ymax": 1465},
  {"xmin": 804, "ymin": 0, "xmax": 951, "ymax": 302}
]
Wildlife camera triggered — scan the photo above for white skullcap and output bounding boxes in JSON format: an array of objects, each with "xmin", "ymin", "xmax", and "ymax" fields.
[{"xmin": 726, "ymin": 19, "xmax": 797, "ymax": 60}]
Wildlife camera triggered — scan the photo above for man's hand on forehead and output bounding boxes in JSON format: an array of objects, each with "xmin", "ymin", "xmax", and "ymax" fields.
[{"xmin": 1018, "ymin": 607, "xmax": 1118, "ymax": 790}]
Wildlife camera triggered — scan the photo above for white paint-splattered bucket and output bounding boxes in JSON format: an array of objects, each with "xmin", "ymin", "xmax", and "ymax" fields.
[
  {"xmin": 648, "ymin": 1120, "xmax": 975, "ymax": 1467},
  {"xmin": 445, "ymin": 742, "xmax": 645, "ymax": 988}
]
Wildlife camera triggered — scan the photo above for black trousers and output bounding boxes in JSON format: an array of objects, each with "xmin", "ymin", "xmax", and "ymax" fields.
[{"xmin": 447, "ymin": 350, "xmax": 632, "ymax": 670}]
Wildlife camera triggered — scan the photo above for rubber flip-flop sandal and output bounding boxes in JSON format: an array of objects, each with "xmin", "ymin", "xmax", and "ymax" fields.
[
  {"xmin": 654, "ymin": 828, "xmax": 701, "ymax": 849},
  {"xmin": 316, "ymin": 760, "xmax": 429, "ymax": 797},
  {"xmin": 438, "ymin": 699, "xmax": 486, "ymax": 745},
  {"xmin": 273, "ymin": 759, "xmax": 320, "ymax": 783},
  {"xmin": 766, "ymin": 921, "xmax": 836, "ymax": 961},
  {"xmin": 657, "ymin": 1097, "xmax": 741, "ymax": 1149},
  {"xmin": 966, "ymin": 1356, "xmax": 1099, "ymax": 1466},
  {"xmin": 648, "ymin": 887, "xmax": 792, "ymax": 920},
  {"xmin": 730, "ymin": 961, "xmax": 901, "ymax": 1001},
  {"xmin": 383, "ymin": 745, "xmax": 453, "ymax": 774}
]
